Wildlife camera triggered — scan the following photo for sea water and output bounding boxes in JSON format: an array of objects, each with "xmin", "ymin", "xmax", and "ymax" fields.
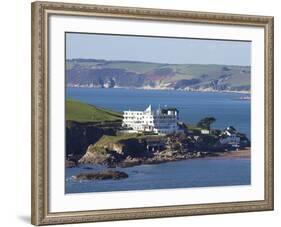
[
  {"xmin": 66, "ymin": 88, "xmax": 250, "ymax": 137},
  {"xmin": 65, "ymin": 88, "xmax": 251, "ymax": 193},
  {"xmin": 65, "ymin": 158, "xmax": 250, "ymax": 193}
]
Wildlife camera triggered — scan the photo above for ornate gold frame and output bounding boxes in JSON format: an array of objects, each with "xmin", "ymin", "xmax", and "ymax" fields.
[{"xmin": 31, "ymin": 1, "xmax": 274, "ymax": 225}]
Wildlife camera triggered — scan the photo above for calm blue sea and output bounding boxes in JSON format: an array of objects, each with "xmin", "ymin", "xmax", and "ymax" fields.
[
  {"xmin": 65, "ymin": 88, "xmax": 251, "ymax": 193},
  {"xmin": 66, "ymin": 159, "xmax": 251, "ymax": 193}
]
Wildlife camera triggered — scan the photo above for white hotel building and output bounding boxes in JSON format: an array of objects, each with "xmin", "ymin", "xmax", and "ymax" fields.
[{"xmin": 122, "ymin": 105, "xmax": 180, "ymax": 134}]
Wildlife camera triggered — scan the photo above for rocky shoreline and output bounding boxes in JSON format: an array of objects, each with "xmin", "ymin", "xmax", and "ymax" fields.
[
  {"xmin": 69, "ymin": 149, "xmax": 250, "ymax": 181},
  {"xmin": 71, "ymin": 148, "xmax": 251, "ymax": 169},
  {"xmin": 67, "ymin": 85, "xmax": 250, "ymax": 95},
  {"xmin": 66, "ymin": 115, "xmax": 250, "ymax": 173},
  {"xmin": 117, "ymin": 149, "xmax": 204, "ymax": 168}
]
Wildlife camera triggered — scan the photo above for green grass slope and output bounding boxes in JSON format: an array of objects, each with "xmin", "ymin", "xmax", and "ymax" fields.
[
  {"xmin": 66, "ymin": 99, "xmax": 122, "ymax": 122},
  {"xmin": 66, "ymin": 59, "xmax": 251, "ymax": 92},
  {"xmin": 88, "ymin": 133, "xmax": 164, "ymax": 154}
]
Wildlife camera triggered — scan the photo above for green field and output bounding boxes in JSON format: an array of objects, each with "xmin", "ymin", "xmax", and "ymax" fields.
[
  {"xmin": 66, "ymin": 99, "xmax": 122, "ymax": 122},
  {"xmin": 66, "ymin": 59, "xmax": 251, "ymax": 92},
  {"xmin": 106, "ymin": 62, "xmax": 165, "ymax": 74}
]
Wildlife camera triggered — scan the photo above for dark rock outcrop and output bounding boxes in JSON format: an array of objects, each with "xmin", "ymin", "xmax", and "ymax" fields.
[
  {"xmin": 76, "ymin": 127, "xmax": 251, "ymax": 168},
  {"xmin": 74, "ymin": 170, "xmax": 128, "ymax": 181},
  {"xmin": 79, "ymin": 136, "xmax": 151, "ymax": 167},
  {"xmin": 65, "ymin": 160, "xmax": 77, "ymax": 168},
  {"xmin": 66, "ymin": 121, "xmax": 121, "ymax": 160}
]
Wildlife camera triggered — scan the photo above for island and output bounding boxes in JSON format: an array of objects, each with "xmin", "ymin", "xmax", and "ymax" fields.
[
  {"xmin": 73, "ymin": 170, "xmax": 128, "ymax": 181},
  {"xmin": 66, "ymin": 99, "xmax": 251, "ymax": 174}
]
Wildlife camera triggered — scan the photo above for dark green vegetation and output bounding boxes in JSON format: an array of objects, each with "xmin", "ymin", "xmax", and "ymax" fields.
[
  {"xmin": 74, "ymin": 170, "xmax": 128, "ymax": 181},
  {"xmin": 66, "ymin": 59, "xmax": 251, "ymax": 92},
  {"xmin": 197, "ymin": 117, "xmax": 216, "ymax": 130},
  {"xmin": 66, "ymin": 121, "xmax": 120, "ymax": 161},
  {"xmin": 66, "ymin": 99, "xmax": 122, "ymax": 123}
]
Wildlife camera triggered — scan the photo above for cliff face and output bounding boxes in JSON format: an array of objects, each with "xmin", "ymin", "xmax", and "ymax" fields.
[
  {"xmin": 79, "ymin": 136, "xmax": 149, "ymax": 166},
  {"xmin": 66, "ymin": 59, "xmax": 251, "ymax": 92},
  {"xmin": 78, "ymin": 135, "xmax": 205, "ymax": 168},
  {"xmin": 65, "ymin": 121, "xmax": 121, "ymax": 160},
  {"xmin": 76, "ymin": 131, "xmax": 251, "ymax": 168}
]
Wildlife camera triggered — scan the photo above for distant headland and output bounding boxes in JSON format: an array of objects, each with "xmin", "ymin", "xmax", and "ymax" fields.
[{"xmin": 66, "ymin": 59, "xmax": 251, "ymax": 93}]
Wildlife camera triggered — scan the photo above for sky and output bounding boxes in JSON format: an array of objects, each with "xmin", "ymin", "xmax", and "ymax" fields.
[{"xmin": 66, "ymin": 33, "xmax": 251, "ymax": 66}]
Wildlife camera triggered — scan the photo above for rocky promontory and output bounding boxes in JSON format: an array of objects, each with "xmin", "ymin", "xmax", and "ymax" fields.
[
  {"xmin": 66, "ymin": 59, "xmax": 251, "ymax": 93},
  {"xmin": 79, "ymin": 133, "xmax": 151, "ymax": 167},
  {"xmin": 78, "ymin": 133, "xmax": 224, "ymax": 168},
  {"xmin": 78, "ymin": 128, "xmax": 250, "ymax": 168}
]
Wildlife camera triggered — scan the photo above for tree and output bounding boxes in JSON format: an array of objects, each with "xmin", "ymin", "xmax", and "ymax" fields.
[
  {"xmin": 195, "ymin": 134, "xmax": 218, "ymax": 151},
  {"xmin": 211, "ymin": 129, "xmax": 222, "ymax": 136},
  {"xmin": 197, "ymin": 117, "xmax": 216, "ymax": 130}
]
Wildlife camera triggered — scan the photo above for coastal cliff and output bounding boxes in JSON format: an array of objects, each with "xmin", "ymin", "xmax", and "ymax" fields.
[
  {"xmin": 78, "ymin": 133, "xmax": 238, "ymax": 168},
  {"xmin": 79, "ymin": 134, "xmax": 150, "ymax": 167},
  {"xmin": 65, "ymin": 99, "xmax": 123, "ymax": 160},
  {"xmin": 66, "ymin": 59, "xmax": 251, "ymax": 93},
  {"xmin": 66, "ymin": 121, "xmax": 121, "ymax": 160}
]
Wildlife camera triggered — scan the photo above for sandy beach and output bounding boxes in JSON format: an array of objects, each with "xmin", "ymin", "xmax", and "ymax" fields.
[{"xmin": 211, "ymin": 147, "xmax": 251, "ymax": 159}]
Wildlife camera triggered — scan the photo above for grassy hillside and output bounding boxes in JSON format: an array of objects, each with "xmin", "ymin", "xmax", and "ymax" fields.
[
  {"xmin": 66, "ymin": 59, "xmax": 251, "ymax": 92},
  {"xmin": 66, "ymin": 99, "xmax": 122, "ymax": 122},
  {"xmin": 91, "ymin": 134, "xmax": 141, "ymax": 153},
  {"xmin": 88, "ymin": 133, "xmax": 164, "ymax": 154}
]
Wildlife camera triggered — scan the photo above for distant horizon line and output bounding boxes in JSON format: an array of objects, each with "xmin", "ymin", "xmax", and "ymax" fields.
[{"xmin": 66, "ymin": 58, "xmax": 251, "ymax": 67}]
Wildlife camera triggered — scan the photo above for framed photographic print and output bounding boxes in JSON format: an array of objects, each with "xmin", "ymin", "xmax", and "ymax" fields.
[{"xmin": 31, "ymin": 1, "xmax": 274, "ymax": 225}]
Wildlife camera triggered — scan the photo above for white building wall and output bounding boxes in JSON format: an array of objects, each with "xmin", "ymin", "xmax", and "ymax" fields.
[
  {"xmin": 122, "ymin": 106, "xmax": 179, "ymax": 134},
  {"xmin": 220, "ymin": 135, "xmax": 240, "ymax": 145},
  {"xmin": 123, "ymin": 111, "xmax": 145, "ymax": 131}
]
